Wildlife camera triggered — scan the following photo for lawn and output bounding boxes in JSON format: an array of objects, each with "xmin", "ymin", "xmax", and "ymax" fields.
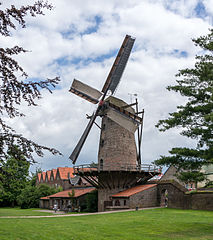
[
  {"xmin": 0, "ymin": 208, "xmax": 213, "ymax": 240},
  {"xmin": 0, "ymin": 207, "xmax": 53, "ymax": 216}
]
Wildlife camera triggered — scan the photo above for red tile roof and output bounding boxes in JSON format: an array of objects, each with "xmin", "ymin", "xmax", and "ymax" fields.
[
  {"xmin": 51, "ymin": 169, "xmax": 57, "ymax": 179},
  {"xmin": 111, "ymin": 184, "xmax": 157, "ymax": 197},
  {"xmin": 46, "ymin": 170, "xmax": 51, "ymax": 181},
  {"xmin": 57, "ymin": 167, "xmax": 74, "ymax": 180},
  {"xmin": 47, "ymin": 188, "xmax": 96, "ymax": 198},
  {"xmin": 40, "ymin": 196, "xmax": 50, "ymax": 200},
  {"xmin": 41, "ymin": 172, "xmax": 46, "ymax": 181},
  {"xmin": 37, "ymin": 173, "xmax": 42, "ymax": 182}
]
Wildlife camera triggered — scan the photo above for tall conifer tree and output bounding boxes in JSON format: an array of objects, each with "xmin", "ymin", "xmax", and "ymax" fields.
[{"xmin": 155, "ymin": 29, "xmax": 213, "ymax": 186}]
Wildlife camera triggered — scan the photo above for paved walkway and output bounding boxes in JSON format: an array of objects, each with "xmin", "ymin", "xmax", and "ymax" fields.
[{"xmin": 0, "ymin": 207, "xmax": 163, "ymax": 219}]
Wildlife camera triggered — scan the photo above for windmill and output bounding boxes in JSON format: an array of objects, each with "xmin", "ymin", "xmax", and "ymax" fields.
[
  {"xmin": 69, "ymin": 35, "xmax": 143, "ymax": 165},
  {"xmin": 69, "ymin": 35, "xmax": 160, "ymax": 211}
]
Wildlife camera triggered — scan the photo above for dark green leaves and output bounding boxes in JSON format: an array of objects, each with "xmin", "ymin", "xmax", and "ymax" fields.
[{"xmin": 155, "ymin": 29, "xmax": 213, "ymax": 185}]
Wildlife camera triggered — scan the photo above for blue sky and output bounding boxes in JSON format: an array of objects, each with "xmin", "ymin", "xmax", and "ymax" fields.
[{"xmin": 1, "ymin": 0, "xmax": 212, "ymax": 172}]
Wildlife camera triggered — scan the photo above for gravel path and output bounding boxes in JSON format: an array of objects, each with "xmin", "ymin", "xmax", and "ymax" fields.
[{"xmin": 0, "ymin": 207, "xmax": 163, "ymax": 219}]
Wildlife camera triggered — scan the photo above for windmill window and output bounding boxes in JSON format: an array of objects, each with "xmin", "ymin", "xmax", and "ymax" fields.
[
  {"xmin": 100, "ymin": 139, "xmax": 104, "ymax": 147},
  {"xmin": 100, "ymin": 159, "xmax": 104, "ymax": 170},
  {"xmin": 102, "ymin": 124, "xmax": 106, "ymax": 130}
]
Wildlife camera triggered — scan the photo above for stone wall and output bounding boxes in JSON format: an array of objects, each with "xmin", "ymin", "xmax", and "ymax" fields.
[
  {"xmin": 157, "ymin": 180, "xmax": 187, "ymax": 209},
  {"xmin": 160, "ymin": 166, "xmax": 183, "ymax": 185},
  {"xmin": 157, "ymin": 181, "xmax": 213, "ymax": 211},
  {"xmin": 129, "ymin": 185, "xmax": 157, "ymax": 208},
  {"xmin": 184, "ymin": 192, "xmax": 213, "ymax": 210},
  {"xmin": 98, "ymin": 188, "xmax": 127, "ymax": 212}
]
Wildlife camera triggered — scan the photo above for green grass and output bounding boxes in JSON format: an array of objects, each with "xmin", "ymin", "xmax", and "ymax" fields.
[
  {"xmin": 0, "ymin": 207, "xmax": 53, "ymax": 216},
  {"xmin": 0, "ymin": 208, "xmax": 213, "ymax": 239}
]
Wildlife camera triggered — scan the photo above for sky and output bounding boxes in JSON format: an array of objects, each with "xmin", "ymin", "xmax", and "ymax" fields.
[{"xmin": 1, "ymin": 0, "xmax": 212, "ymax": 172}]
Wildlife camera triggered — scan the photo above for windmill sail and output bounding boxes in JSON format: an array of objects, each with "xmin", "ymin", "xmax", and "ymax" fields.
[
  {"xmin": 106, "ymin": 107, "xmax": 139, "ymax": 133},
  {"xmin": 69, "ymin": 112, "xmax": 98, "ymax": 164},
  {"xmin": 69, "ymin": 35, "xmax": 136, "ymax": 164},
  {"xmin": 101, "ymin": 35, "xmax": 135, "ymax": 95},
  {"xmin": 70, "ymin": 79, "xmax": 102, "ymax": 104}
]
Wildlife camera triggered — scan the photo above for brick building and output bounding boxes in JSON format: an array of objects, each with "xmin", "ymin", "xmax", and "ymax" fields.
[
  {"xmin": 40, "ymin": 187, "xmax": 96, "ymax": 210},
  {"xmin": 36, "ymin": 167, "xmax": 90, "ymax": 190},
  {"xmin": 37, "ymin": 167, "xmax": 93, "ymax": 210},
  {"xmin": 106, "ymin": 184, "xmax": 157, "ymax": 210}
]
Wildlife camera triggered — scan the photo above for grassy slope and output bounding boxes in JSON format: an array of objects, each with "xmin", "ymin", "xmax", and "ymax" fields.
[
  {"xmin": 0, "ymin": 207, "xmax": 53, "ymax": 216},
  {"xmin": 0, "ymin": 208, "xmax": 213, "ymax": 240}
]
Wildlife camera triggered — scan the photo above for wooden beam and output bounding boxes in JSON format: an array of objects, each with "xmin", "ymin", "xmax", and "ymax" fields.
[{"xmin": 121, "ymin": 102, "xmax": 137, "ymax": 109}]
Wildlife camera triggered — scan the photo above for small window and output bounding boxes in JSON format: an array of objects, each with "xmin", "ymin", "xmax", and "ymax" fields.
[
  {"xmin": 100, "ymin": 139, "xmax": 104, "ymax": 147},
  {"xmin": 124, "ymin": 200, "xmax": 126, "ymax": 206},
  {"xmin": 115, "ymin": 200, "xmax": 120, "ymax": 206},
  {"xmin": 100, "ymin": 159, "xmax": 104, "ymax": 170}
]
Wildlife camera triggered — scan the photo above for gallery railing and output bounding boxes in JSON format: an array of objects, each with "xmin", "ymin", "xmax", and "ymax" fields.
[{"xmin": 73, "ymin": 163, "xmax": 161, "ymax": 174}]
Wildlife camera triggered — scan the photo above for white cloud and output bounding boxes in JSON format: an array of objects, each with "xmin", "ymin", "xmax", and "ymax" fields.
[{"xmin": 1, "ymin": 0, "xmax": 212, "ymax": 172}]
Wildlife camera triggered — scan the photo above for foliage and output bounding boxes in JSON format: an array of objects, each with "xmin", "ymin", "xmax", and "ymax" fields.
[
  {"xmin": 0, "ymin": 146, "xmax": 30, "ymax": 207},
  {"xmin": 1, "ymin": 208, "xmax": 213, "ymax": 239},
  {"xmin": 85, "ymin": 190, "xmax": 98, "ymax": 212},
  {"xmin": 68, "ymin": 188, "xmax": 75, "ymax": 199},
  {"xmin": 68, "ymin": 188, "xmax": 77, "ymax": 210},
  {"xmin": 155, "ymin": 29, "xmax": 213, "ymax": 185},
  {"xmin": 204, "ymin": 180, "xmax": 213, "ymax": 188},
  {"xmin": 0, "ymin": 1, "xmax": 61, "ymax": 164},
  {"xmin": 90, "ymin": 162, "xmax": 98, "ymax": 167},
  {"xmin": 17, "ymin": 184, "xmax": 59, "ymax": 209},
  {"xmin": 177, "ymin": 171, "xmax": 206, "ymax": 186}
]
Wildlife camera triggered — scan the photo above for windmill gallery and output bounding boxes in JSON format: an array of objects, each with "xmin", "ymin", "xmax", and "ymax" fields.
[{"xmin": 39, "ymin": 36, "xmax": 205, "ymax": 212}]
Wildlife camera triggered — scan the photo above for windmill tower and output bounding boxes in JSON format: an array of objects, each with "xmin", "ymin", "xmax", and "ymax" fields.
[
  {"xmin": 69, "ymin": 35, "xmax": 160, "ymax": 211},
  {"xmin": 98, "ymin": 96, "xmax": 138, "ymax": 171}
]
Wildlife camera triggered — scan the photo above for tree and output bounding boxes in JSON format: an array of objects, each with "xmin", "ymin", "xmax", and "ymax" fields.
[
  {"xmin": 17, "ymin": 183, "xmax": 60, "ymax": 209},
  {"xmin": 68, "ymin": 188, "xmax": 76, "ymax": 211},
  {"xmin": 0, "ymin": 1, "xmax": 61, "ymax": 164},
  {"xmin": 155, "ymin": 29, "xmax": 213, "ymax": 186},
  {"xmin": 0, "ymin": 146, "xmax": 30, "ymax": 206},
  {"xmin": 85, "ymin": 190, "xmax": 98, "ymax": 212}
]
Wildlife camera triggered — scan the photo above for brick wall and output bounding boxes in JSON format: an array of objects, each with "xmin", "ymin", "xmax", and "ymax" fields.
[
  {"xmin": 157, "ymin": 181, "xmax": 213, "ymax": 211},
  {"xmin": 157, "ymin": 181, "xmax": 187, "ymax": 209},
  {"xmin": 129, "ymin": 185, "xmax": 158, "ymax": 208},
  {"xmin": 98, "ymin": 117, "xmax": 137, "ymax": 171},
  {"xmin": 160, "ymin": 166, "xmax": 183, "ymax": 185},
  {"xmin": 98, "ymin": 188, "xmax": 127, "ymax": 212},
  {"xmin": 184, "ymin": 192, "xmax": 213, "ymax": 210}
]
